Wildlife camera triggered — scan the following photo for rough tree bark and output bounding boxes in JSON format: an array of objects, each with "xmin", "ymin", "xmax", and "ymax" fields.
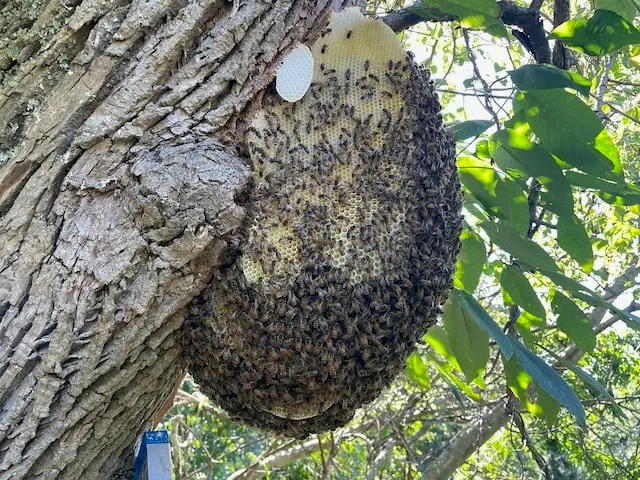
[{"xmin": 0, "ymin": 1, "xmax": 355, "ymax": 478}]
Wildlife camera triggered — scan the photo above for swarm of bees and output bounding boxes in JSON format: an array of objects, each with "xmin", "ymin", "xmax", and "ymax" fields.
[{"xmin": 182, "ymin": 8, "xmax": 462, "ymax": 438}]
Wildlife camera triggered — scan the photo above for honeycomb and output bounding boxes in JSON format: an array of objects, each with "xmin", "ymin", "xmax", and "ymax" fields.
[
  {"xmin": 182, "ymin": 8, "xmax": 462, "ymax": 438},
  {"xmin": 276, "ymin": 44, "xmax": 314, "ymax": 102}
]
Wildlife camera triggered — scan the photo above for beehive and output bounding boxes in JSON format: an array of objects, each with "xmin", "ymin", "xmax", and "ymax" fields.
[{"xmin": 182, "ymin": 8, "xmax": 462, "ymax": 438}]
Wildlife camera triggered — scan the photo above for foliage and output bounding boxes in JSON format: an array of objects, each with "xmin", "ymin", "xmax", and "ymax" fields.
[{"xmin": 163, "ymin": 0, "xmax": 640, "ymax": 477}]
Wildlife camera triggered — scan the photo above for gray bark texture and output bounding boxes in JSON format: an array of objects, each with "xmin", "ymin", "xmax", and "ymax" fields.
[{"xmin": 0, "ymin": 1, "xmax": 353, "ymax": 478}]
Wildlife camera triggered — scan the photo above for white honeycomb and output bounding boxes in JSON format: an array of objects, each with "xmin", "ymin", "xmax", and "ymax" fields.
[{"xmin": 276, "ymin": 44, "xmax": 314, "ymax": 102}]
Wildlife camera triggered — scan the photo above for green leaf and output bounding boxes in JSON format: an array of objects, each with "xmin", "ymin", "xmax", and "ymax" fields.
[
  {"xmin": 564, "ymin": 172, "xmax": 640, "ymax": 206},
  {"xmin": 426, "ymin": 351, "xmax": 482, "ymax": 401},
  {"xmin": 484, "ymin": 21, "xmax": 509, "ymax": 38},
  {"xmin": 416, "ymin": 0, "xmax": 501, "ymax": 29},
  {"xmin": 550, "ymin": 9, "xmax": 640, "ymax": 56},
  {"xmin": 565, "ymin": 171, "xmax": 640, "ymax": 193},
  {"xmin": 514, "ymin": 89, "xmax": 624, "ymax": 181},
  {"xmin": 535, "ymin": 387, "xmax": 563, "ymax": 427},
  {"xmin": 509, "ymin": 64, "xmax": 592, "ymax": 96},
  {"xmin": 510, "ymin": 339, "xmax": 586, "ymax": 426},
  {"xmin": 458, "ymin": 156, "xmax": 499, "ymax": 214},
  {"xmin": 450, "ymin": 289, "xmax": 514, "ymax": 359},
  {"xmin": 491, "ymin": 129, "xmax": 575, "ymax": 218},
  {"xmin": 564, "ymin": 172, "xmax": 640, "ymax": 205},
  {"xmin": 443, "ymin": 299, "xmax": 490, "ymax": 381},
  {"xmin": 480, "ymin": 221, "xmax": 559, "ymax": 271},
  {"xmin": 409, "ymin": 3, "xmax": 460, "ymax": 22},
  {"xmin": 600, "ymin": 191, "xmax": 640, "ymax": 206},
  {"xmin": 556, "ymin": 215, "xmax": 594, "ymax": 272},
  {"xmin": 504, "ymin": 356, "xmax": 561, "ymax": 426},
  {"xmin": 516, "ymin": 311, "xmax": 547, "ymax": 346},
  {"xmin": 475, "ymin": 139, "xmax": 492, "ymax": 161},
  {"xmin": 538, "ymin": 269, "xmax": 640, "ymax": 330},
  {"xmin": 425, "ymin": 325, "xmax": 463, "ymax": 372},
  {"xmin": 449, "ymin": 119, "xmax": 494, "ymax": 141},
  {"xmin": 454, "ymin": 228, "xmax": 487, "ymax": 293},
  {"xmin": 596, "ymin": 0, "xmax": 638, "ymax": 22},
  {"xmin": 459, "ymin": 157, "xmax": 528, "ymax": 230},
  {"xmin": 495, "ymin": 179, "xmax": 529, "ymax": 235},
  {"xmin": 500, "ymin": 265, "xmax": 546, "ymax": 318},
  {"xmin": 406, "ymin": 353, "xmax": 431, "ymax": 389},
  {"xmin": 543, "ymin": 348, "xmax": 627, "ymax": 418},
  {"xmin": 550, "ymin": 291, "xmax": 597, "ymax": 352}
]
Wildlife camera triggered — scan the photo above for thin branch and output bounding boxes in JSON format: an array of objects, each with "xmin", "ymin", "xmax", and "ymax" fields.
[
  {"xmin": 463, "ymin": 30, "xmax": 501, "ymax": 127},
  {"xmin": 318, "ymin": 434, "xmax": 328, "ymax": 479},
  {"xmin": 605, "ymin": 102, "xmax": 640, "ymax": 126},
  {"xmin": 441, "ymin": 24, "xmax": 458, "ymax": 82},
  {"xmin": 507, "ymin": 393, "xmax": 552, "ymax": 479},
  {"xmin": 436, "ymin": 88, "xmax": 513, "ymax": 99},
  {"xmin": 609, "ymin": 79, "xmax": 640, "ymax": 87},
  {"xmin": 595, "ymin": 55, "xmax": 616, "ymax": 118},
  {"xmin": 527, "ymin": 179, "xmax": 543, "ymax": 237}
]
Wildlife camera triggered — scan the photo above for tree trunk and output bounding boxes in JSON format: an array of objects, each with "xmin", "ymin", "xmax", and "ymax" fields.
[{"xmin": 0, "ymin": 1, "xmax": 352, "ymax": 478}]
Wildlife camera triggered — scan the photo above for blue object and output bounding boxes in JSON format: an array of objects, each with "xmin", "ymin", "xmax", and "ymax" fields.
[{"xmin": 134, "ymin": 430, "xmax": 171, "ymax": 480}]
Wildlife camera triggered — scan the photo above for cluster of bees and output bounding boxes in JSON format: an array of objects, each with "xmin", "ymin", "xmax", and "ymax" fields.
[{"xmin": 182, "ymin": 14, "xmax": 462, "ymax": 438}]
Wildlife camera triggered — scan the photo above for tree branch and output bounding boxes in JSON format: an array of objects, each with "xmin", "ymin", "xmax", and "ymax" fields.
[
  {"xmin": 382, "ymin": 1, "xmax": 551, "ymax": 64},
  {"xmin": 552, "ymin": 0, "xmax": 571, "ymax": 68},
  {"xmin": 420, "ymin": 404, "xmax": 510, "ymax": 480},
  {"xmin": 507, "ymin": 394, "xmax": 552, "ymax": 479}
]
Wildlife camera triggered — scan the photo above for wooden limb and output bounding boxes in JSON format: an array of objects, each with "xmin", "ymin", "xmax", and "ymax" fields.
[{"xmin": 382, "ymin": 1, "xmax": 551, "ymax": 64}]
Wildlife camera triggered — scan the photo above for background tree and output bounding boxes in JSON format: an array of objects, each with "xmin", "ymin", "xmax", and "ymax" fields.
[
  {"xmin": 1, "ymin": 1, "xmax": 640, "ymax": 480},
  {"xmin": 164, "ymin": 1, "xmax": 640, "ymax": 479}
]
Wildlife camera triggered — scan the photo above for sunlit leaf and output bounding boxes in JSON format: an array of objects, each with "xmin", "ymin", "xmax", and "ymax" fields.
[
  {"xmin": 458, "ymin": 156, "xmax": 499, "ymax": 214},
  {"xmin": 556, "ymin": 214, "xmax": 594, "ymax": 272},
  {"xmin": 516, "ymin": 311, "xmax": 547, "ymax": 346},
  {"xmin": 543, "ymin": 347, "xmax": 627, "ymax": 418},
  {"xmin": 459, "ymin": 157, "xmax": 529, "ymax": 231},
  {"xmin": 414, "ymin": 0, "xmax": 501, "ymax": 29},
  {"xmin": 510, "ymin": 339, "xmax": 586, "ymax": 426},
  {"xmin": 406, "ymin": 353, "xmax": 431, "ymax": 389},
  {"xmin": 514, "ymin": 89, "xmax": 624, "ymax": 181},
  {"xmin": 450, "ymin": 289, "xmax": 514, "ymax": 359},
  {"xmin": 504, "ymin": 356, "xmax": 561, "ymax": 426},
  {"xmin": 550, "ymin": 10, "xmax": 640, "ymax": 56},
  {"xmin": 539, "ymin": 269, "xmax": 640, "ymax": 330},
  {"xmin": 425, "ymin": 325, "xmax": 463, "ymax": 372},
  {"xmin": 454, "ymin": 228, "xmax": 487, "ymax": 293},
  {"xmin": 550, "ymin": 290, "xmax": 597, "ymax": 352},
  {"xmin": 443, "ymin": 299, "xmax": 490, "ymax": 381},
  {"xmin": 500, "ymin": 264, "xmax": 546, "ymax": 319},
  {"xmin": 426, "ymin": 351, "xmax": 482, "ymax": 401},
  {"xmin": 509, "ymin": 64, "xmax": 592, "ymax": 96},
  {"xmin": 565, "ymin": 171, "xmax": 640, "ymax": 194},
  {"xmin": 449, "ymin": 119, "xmax": 494, "ymax": 141},
  {"xmin": 480, "ymin": 221, "xmax": 559, "ymax": 272},
  {"xmin": 475, "ymin": 139, "xmax": 492, "ymax": 160},
  {"xmin": 492, "ymin": 129, "xmax": 575, "ymax": 219},
  {"xmin": 596, "ymin": 0, "xmax": 638, "ymax": 22},
  {"xmin": 495, "ymin": 179, "xmax": 529, "ymax": 235}
]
